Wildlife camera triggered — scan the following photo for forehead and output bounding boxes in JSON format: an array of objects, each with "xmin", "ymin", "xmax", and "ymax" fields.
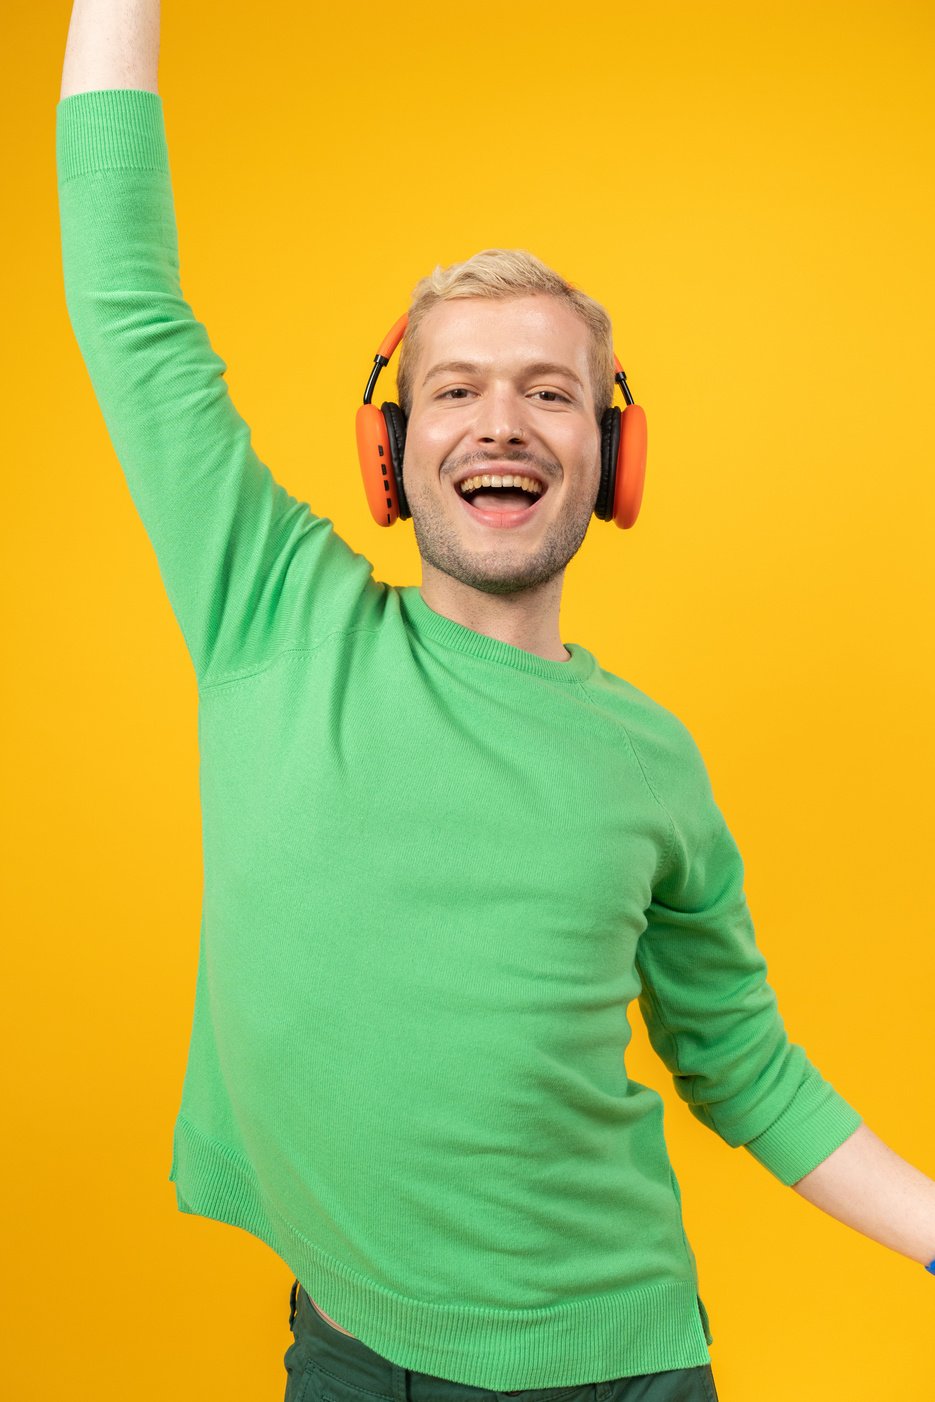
[{"xmin": 414, "ymin": 294, "xmax": 590, "ymax": 377}]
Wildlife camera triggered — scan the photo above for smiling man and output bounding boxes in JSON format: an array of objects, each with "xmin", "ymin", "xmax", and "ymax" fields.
[
  {"xmin": 57, "ymin": 5, "xmax": 935, "ymax": 1402},
  {"xmin": 398, "ymin": 290, "xmax": 604, "ymax": 662}
]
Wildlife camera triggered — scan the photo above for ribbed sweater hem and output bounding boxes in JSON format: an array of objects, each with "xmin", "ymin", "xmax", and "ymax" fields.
[{"xmin": 168, "ymin": 1113, "xmax": 713, "ymax": 1389}]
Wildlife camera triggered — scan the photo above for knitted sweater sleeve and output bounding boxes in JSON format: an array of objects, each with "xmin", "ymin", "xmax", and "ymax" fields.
[
  {"xmin": 56, "ymin": 88, "xmax": 380, "ymax": 690},
  {"xmin": 633, "ymin": 715, "xmax": 863, "ymax": 1185}
]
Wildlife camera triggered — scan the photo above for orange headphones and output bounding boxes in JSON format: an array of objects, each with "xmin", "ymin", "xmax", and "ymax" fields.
[{"xmin": 355, "ymin": 310, "xmax": 647, "ymax": 529}]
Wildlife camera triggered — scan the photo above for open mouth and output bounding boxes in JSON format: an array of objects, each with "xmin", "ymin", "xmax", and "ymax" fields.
[{"xmin": 453, "ymin": 475, "xmax": 547, "ymax": 529}]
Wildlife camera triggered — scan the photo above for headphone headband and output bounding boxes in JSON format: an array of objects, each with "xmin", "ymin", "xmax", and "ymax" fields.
[{"xmin": 363, "ymin": 313, "xmax": 409, "ymax": 407}]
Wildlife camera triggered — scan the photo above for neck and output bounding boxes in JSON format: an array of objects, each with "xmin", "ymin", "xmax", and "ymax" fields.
[{"xmin": 418, "ymin": 566, "xmax": 571, "ymax": 663}]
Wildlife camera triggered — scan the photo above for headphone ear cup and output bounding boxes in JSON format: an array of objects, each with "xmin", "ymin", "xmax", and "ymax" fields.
[
  {"xmin": 597, "ymin": 407, "xmax": 620, "ymax": 520},
  {"xmin": 612, "ymin": 403, "xmax": 647, "ymax": 529},
  {"xmin": 381, "ymin": 401, "xmax": 410, "ymax": 520},
  {"xmin": 355, "ymin": 402, "xmax": 401, "ymax": 527}
]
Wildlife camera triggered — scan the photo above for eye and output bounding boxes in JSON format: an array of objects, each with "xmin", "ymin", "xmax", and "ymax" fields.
[{"xmin": 436, "ymin": 387, "xmax": 572, "ymax": 403}]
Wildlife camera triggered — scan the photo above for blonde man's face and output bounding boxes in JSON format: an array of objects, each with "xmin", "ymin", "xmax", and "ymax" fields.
[{"xmin": 401, "ymin": 294, "xmax": 602, "ymax": 596}]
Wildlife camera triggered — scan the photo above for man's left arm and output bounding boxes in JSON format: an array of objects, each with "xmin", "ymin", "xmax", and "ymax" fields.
[
  {"xmin": 791, "ymin": 1122, "xmax": 935, "ymax": 1266},
  {"xmin": 633, "ymin": 715, "xmax": 935, "ymax": 1277}
]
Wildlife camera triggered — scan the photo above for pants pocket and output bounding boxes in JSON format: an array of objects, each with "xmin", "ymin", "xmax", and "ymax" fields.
[{"xmin": 283, "ymin": 1358, "xmax": 319, "ymax": 1402}]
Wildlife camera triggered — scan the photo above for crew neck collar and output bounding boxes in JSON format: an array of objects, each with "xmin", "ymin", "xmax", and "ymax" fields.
[{"xmin": 399, "ymin": 586, "xmax": 595, "ymax": 684}]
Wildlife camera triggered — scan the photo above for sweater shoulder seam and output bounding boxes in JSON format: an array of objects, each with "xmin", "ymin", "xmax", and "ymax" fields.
[{"xmin": 573, "ymin": 676, "xmax": 678, "ymax": 884}]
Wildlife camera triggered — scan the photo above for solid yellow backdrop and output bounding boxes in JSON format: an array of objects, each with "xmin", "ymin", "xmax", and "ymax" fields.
[{"xmin": 3, "ymin": 2, "xmax": 933, "ymax": 1399}]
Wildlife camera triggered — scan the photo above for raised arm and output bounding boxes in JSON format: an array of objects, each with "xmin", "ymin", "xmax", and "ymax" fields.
[
  {"xmin": 61, "ymin": 0, "xmax": 161, "ymax": 99},
  {"xmin": 57, "ymin": 4, "xmax": 381, "ymax": 690}
]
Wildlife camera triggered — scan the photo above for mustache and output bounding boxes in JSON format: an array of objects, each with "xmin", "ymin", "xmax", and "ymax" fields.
[{"xmin": 447, "ymin": 449, "xmax": 559, "ymax": 476}]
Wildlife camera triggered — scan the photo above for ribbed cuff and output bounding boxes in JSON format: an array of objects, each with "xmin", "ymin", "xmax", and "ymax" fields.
[
  {"xmin": 56, "ymin": 87, "xmax": 167, "ymax": 184},
  {"xmin": 743, "ymin": 1073, "xmax": 863, "ymax": 1185}
]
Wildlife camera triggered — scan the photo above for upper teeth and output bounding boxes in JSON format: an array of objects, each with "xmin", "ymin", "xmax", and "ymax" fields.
[{"xmin": 458, "ymin": 474, "xmax": 543, "ymax": 495}]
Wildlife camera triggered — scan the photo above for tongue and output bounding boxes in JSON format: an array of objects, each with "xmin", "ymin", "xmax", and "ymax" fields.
[{"xmin": 469, "ymin": 489, "xmax": 532, "ymax": 511}]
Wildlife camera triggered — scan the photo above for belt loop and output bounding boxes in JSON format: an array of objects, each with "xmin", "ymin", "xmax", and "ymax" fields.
[
  {"xmin": 391, "ymin": 1362, "xmax": 411, "ymax": 1402},
  {"xmin": 289, "ymin": 1278, "xmax": 299, "ymax": 1331}
]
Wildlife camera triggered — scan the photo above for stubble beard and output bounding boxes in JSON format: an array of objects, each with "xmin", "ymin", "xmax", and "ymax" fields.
[{"xmin": 404, "ymin": 471, "xmax": 596, "ymax": 597}]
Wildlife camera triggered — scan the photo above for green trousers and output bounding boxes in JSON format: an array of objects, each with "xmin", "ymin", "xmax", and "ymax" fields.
[{"xmin": 284, "ymin": 1281, "xmax": 720, "ymax": 1402}]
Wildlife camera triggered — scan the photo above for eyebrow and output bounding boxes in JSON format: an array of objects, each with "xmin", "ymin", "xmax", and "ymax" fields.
[{"xmin": 422, "ymin": 360, "xmax": 584, "ymax": 391}]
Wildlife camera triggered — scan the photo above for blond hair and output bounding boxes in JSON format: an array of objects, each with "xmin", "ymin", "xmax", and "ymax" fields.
[{"xmin": 395, "ymin": 249, "xmax": 615, "ymax": 425}]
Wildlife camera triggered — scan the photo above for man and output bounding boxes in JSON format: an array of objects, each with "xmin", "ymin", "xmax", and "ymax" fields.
[{"xmin": 58, "ymin": 5, "xmax": 935, "ymax": 1401}]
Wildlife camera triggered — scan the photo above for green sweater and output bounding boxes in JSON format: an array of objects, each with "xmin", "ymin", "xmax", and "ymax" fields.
[{"xmin": 56, "ymin": 87, "xmax": 863, "ymax": 1392}]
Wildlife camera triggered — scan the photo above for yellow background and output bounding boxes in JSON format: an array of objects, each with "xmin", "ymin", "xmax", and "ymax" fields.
[{"xmin": 3, "ymin": 2, "xmax": 933, "ymax": 1398}]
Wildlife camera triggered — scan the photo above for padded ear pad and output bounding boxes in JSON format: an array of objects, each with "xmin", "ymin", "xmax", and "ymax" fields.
[
  {"xmin": 597, "ymin": 407, "xmax": 620, "ymax": 521},
  {"xmin": 381, "ymin": 401, "xmax": 410, "ymax": 519},
  {"xmin": 598, "ymin": 403, "xmax": 647, "ymax": 528}
]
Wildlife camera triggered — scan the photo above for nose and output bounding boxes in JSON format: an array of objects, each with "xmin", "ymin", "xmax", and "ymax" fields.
[{"xmin": 469, "ymin": 382, "xmax": 529, "ymax": 449}]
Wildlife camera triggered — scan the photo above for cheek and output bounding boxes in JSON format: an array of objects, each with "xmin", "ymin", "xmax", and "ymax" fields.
[
  {"xmin": 404, "ymin": 414, "xmax": 458, "ymax": 465},
  {"xmin": 563, "ymin": 427, "xmax": 602, "ymax": 481}
]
